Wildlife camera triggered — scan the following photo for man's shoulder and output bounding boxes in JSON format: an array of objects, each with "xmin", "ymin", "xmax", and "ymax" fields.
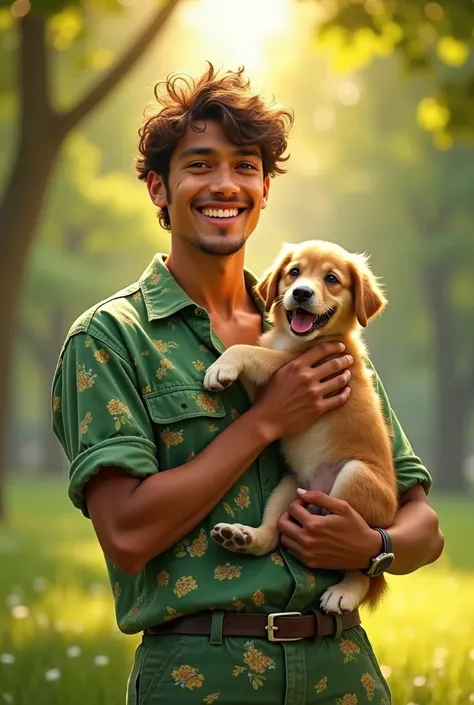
[{"xmin": 63, "ymin": 281, "xmax": 147, "ymax": 349}]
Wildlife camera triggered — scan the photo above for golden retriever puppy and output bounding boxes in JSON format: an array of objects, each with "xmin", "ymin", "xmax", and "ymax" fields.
[{"xmin": 203, "ymin": 240, "xmax": 398, "ymax": 614}]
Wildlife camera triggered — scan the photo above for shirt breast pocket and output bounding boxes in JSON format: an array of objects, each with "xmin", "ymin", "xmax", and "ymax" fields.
[{"xmin": 143, "ymin": 385, "xmax": 227, "ymax": 468}]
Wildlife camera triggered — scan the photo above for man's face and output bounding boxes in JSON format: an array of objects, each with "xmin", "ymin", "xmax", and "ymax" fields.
[{"xmin": 147, "ymin": 120, "xmax": 270, "ymax": 256}]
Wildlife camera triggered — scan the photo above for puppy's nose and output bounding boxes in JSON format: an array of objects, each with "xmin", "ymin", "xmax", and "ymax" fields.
[{"xmin": 292, "ymin": 286, "xmax": 313, "ymax": 303}]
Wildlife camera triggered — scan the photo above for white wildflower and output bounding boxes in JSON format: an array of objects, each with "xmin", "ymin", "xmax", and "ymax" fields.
[
  {"xmin": 2, "ymin": 694, "xmax": 13, "ymax": 703},
  {"xmin": 93, "ymin": 655, "xmax": 109, "ymax": 666},
  {"xmin": 44, "ymin": 669, "xmax": 61, "ymax": 682},
  {"xmin": 0, "ymin": 654, "xmax": 15, "ymax": 665},
  {"xmin": 66, "ymin": 646, "xmax": 81, "ymax": 658},
  {"xmin": 413, "ymin": 676, "xmax": 426, "ymax": 687},
  {"xmin": 11, "ymin": 606, "xmax": 28, "ymax": 619}
]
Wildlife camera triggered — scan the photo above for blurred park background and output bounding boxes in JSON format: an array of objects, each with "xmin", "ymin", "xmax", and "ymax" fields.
[{"xmin": 0, "ymin": 0, "xmax": 474, "ymax": 703}]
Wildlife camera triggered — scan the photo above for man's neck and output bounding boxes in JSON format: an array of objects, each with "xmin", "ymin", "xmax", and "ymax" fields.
[{"xmin": 165, "ymin": 241, "xmax": 251, "ymax": 319}]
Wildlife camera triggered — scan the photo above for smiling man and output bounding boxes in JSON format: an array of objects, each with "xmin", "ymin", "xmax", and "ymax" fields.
[{"xmin": 52, "ymin": 64, "xmax": 444, "ymax": 705}]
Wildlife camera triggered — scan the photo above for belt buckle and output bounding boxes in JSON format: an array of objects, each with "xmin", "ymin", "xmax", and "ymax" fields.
[{"xmin": 265, "ymin": 611, "xmax": 303, "ymax": 642}]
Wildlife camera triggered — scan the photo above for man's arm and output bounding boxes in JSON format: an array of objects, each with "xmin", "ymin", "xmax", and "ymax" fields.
[
  {"xmin": 277, "ymin": 484, "xmax": 444, "ymax": 573},
  {"xmin": 86, "ymin": 343, "xmax": 352, "ymax": 574},
  {"xmin": 85, "ymin": 411, "xmax": 275, "ymax": 574},
  {"xmin": 53, "ymin": 330, "xmax": 351, "ymax": 575}
]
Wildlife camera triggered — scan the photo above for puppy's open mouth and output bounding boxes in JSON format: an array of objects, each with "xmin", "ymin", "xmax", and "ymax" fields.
[{"xmin": 286, "ymin": 307, "xmax": 336, "ymax": 336}]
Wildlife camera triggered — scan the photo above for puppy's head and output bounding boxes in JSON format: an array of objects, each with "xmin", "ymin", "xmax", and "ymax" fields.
[{"xmin": 255, "ymin": 240, "xmax": 386, "ymax": 340}]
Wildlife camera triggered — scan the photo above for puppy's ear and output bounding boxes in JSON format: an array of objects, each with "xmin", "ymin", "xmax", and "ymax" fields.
[
  {"xmin": 349, "ymin": 255, "xmax": 386, "ymax": 327},
  {"xmin": 255, "ymin": 244, "xmax": 294, "ymax": 313}
]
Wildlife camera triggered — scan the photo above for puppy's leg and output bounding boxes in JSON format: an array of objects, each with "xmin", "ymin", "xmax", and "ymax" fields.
[
  {"xmin": 211, "ymin": 474, "xmax": 298, "ymax": 556},
  {"xmin": 319, "ymin": 459, "xmax": 396, "ymax": 614},
  {"xmin": 320, "ymin": 570, "xmax": 370, "ymax": 615},
  {"xmin": 204, "ymin": 345, "xmax": 294, "ymax": 392}
]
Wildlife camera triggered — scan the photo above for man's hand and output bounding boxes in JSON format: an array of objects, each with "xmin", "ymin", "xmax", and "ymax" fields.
[
  {"xmin": 253, "ymin": 342, "xmax": 353, "ymax": 441},
  {"xmin": 277, "ymin": 489, "xmax": 382, "ymax": 571}
]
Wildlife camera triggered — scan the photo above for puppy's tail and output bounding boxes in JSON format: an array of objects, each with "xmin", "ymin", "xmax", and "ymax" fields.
[{"xmin": 362, "ymin": 574, "xmax": 390, "ymax": 612}]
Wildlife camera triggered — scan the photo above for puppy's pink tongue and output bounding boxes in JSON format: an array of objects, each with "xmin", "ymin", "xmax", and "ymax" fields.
[{"xmin": 291, "ymin": 310, "xmax": 316, "ymax": 333}]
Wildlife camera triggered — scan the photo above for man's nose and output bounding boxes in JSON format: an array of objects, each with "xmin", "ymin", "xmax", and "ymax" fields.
[{"xmin": 209, "ymin": 166, "xmax": 239, "ymax": 196}]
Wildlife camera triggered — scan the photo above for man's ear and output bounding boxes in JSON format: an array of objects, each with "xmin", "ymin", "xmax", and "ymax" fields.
[
  {"xmin": 255, "ymin": 243, "xmax": 294, "ymax": 313},
  {"xmin": 147, "ymin": 172, "xmax": 168, "ymax": 208},
  {"xmin": 261, "ymin": 175, "xmax": 271, "ymax": 209},
  {"xmin": 349, "ymin": 254, "xmax": 386, "ymax": 327}
]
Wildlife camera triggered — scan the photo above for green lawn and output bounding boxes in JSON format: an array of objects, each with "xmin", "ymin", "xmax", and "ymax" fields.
[{"xmin": 0, "ymin": 478, "xmax": 473, "ymax": 704}]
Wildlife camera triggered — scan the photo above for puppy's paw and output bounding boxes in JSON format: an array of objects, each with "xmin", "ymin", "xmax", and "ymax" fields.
[
  {"xmin": 203, "ymin": 359, "xmax": 240, "ymax": 392},
  {"xmin": 211, "ymin": 523, "xmax": 256, "ymax": 553},
  {"xmin": 319, "ymin": 585, "xmax": 362, "ymax": 615}
]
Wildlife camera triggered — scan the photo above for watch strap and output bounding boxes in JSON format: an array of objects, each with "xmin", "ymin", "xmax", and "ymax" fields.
[{"xmin": 373, "ymin": 527, "xmax": 393, "ymax": 555}]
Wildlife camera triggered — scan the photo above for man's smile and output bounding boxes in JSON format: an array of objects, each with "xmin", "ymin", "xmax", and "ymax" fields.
[{"xmin": 193, "ymin": 201, "xmax": 250, "ymax": 228}]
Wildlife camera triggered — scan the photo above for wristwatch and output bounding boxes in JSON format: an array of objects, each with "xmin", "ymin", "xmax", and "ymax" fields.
[{"xmin": 363, "ymin": 528, "xmax": 395, "ymax": 577}]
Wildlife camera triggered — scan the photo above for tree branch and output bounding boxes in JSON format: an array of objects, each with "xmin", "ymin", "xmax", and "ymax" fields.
[{"xmin": 56, "ymin": 0, "xmax": 180, "ymax": 136}]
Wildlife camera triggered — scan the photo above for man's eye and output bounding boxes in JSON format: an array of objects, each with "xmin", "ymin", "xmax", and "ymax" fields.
[
  {"xmin": 238, "ymin": 162, "xmax": 257, "ymax": 170},
  {"xmin": 189, "ymin": 161, "xmax": 208, "ymax": 169}
]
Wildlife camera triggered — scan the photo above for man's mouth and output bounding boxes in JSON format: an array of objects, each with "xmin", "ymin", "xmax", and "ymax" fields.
[
  {"xmin": 195, "ymin": 206, "xmax": 247, "ymax": 224},
  {"xmin": 286, "ymin": 307, "xmax": 336, "ymax": 335}
]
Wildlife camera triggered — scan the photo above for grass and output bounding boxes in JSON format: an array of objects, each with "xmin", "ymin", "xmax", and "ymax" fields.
[{"xmin": 0, "ymin": 478, "xmax": 473, "ymax": 704}]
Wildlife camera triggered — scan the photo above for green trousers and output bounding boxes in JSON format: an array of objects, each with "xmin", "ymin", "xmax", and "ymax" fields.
[{"xmin": 126, "ymin": 625, "xmax": 391, "ymax": 705}]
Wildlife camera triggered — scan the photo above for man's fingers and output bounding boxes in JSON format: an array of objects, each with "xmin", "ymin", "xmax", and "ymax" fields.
[
  {"xmin": 299, "ymin": 341, "xmax": 346, "ymax": 366},
  {"xmin": 321, "ymin": 385, "xmax": 351, "ymax": 409},
  {"xmin": 279, "ymin": 534, "xmax": 305, "ymax": 561},
  {"xmin": 320, "ymin": 369, "xmax": 351, "ymax": 397},
  {"xmin": 296, "ymin": 489, "xmax": 350, "ymax": 515},
  {"xmin": 288, "ymin": 501, "xmax": 316, "ymax": 527},
  {"xmin": 277, "ymin": 512, "xmax": 305, "ymax": 541}
]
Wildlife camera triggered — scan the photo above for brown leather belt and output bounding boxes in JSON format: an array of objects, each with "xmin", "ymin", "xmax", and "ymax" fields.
[{"xmin": 144, "ymin": 609, "xmax": 360, "ymax": 642}]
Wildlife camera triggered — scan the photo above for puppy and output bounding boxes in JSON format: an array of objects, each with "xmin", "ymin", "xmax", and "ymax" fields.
[{"xmin": 203, "ymin": 240, "xmax": 398, "ymax": 614}]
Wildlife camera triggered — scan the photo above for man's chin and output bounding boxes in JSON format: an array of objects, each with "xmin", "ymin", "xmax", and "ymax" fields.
[{"xmin": 196, "ymin": 234, "xmax": 247, "ymax": 256}]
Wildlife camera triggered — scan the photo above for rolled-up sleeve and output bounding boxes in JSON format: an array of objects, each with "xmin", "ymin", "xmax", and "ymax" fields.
[
  {"xmin": 368, "ymin": 360, "xmax": 433, "ymax": 496},
  {"xmin": 52, "ymin": 332, "xmax": 158, "ymax": 516}
]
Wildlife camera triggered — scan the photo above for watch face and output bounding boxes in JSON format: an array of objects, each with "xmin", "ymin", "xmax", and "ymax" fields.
[{"xmin": 370, "ymin": 553, "xmax": 394, "ymax": 577}]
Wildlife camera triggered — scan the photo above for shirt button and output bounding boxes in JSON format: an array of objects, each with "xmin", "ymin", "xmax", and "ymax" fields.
[{"xmin": 195, "ymin": 308, "xmax": 204, "ymax": 317}]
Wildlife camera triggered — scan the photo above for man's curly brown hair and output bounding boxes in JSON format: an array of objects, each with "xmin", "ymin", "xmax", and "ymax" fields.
[{"xmin": 135, "ymin": 62, "xmax": 294, "ymax": 230}]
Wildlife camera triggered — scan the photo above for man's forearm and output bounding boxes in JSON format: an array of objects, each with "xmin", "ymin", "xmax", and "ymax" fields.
[
  {"xmin": 386, "ymin": 498, "xmax": 444, "ymax": 574},
  {"xmin": 118, "ymin": 407, "xmax": 276, "ymax": 568},
  {"xmin": 364, "ymin": 488, "xmax": 445, "ymax": 575}
]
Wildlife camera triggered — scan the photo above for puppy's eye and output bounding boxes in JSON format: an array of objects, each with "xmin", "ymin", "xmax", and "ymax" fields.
[
  {"xmin": 325, "ymin": 273, "xmax": 339, "ymax": 285},
  {"xmin": 289, "ymin": 267, "xmax": 300, "ymax": 278}
]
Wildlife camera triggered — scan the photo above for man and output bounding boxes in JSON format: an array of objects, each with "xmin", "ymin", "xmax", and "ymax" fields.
[{"xmin": 52, "ymin": 64, "xmax": 444, "ymax": 704}]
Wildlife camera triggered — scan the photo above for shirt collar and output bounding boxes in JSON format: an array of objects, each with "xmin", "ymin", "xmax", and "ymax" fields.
[{"xmin": 139, "ymin": 253, "xmax": 269, "ymax": 326}]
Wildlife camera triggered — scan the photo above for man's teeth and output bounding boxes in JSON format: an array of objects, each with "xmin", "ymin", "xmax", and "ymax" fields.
[{"xmin": 201, "ymin": 207, "xmax": 239, "ymax": 218}]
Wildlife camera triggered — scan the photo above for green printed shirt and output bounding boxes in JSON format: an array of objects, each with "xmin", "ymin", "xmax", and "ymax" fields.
[{"xmin": 51, "ymin": 254, "xmax": 432, "ymax": 635}]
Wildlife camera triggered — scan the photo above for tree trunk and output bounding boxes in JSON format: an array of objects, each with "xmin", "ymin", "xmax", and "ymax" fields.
[
  {"xmin": 0, "ymin": 144, "xmax": 61, "ymax": 517},
  {"xmin": 432, "ymin": 369, "xmax": 470, "ymax": 493},
  {"xmin": 20, "ymin": 307, "xmax": 70, "ymax": 475},
  {"xmin": 423, "ymin": 260, "xmax": 471, "ymax": 493},
  {"xmin": 0, "ymin": 1, "xmax": 179, "ymax": 519}
]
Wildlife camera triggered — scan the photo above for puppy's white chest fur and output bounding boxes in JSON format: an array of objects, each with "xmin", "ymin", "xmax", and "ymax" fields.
[{"xmin": 281, "ymin": 417, "xmax": 332, "ymax": 488}]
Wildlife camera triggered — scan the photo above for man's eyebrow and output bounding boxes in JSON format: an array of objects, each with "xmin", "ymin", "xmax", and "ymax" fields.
[{"xmin": 178, "ymin": 146, "xmax": 262, "ymax": 160}]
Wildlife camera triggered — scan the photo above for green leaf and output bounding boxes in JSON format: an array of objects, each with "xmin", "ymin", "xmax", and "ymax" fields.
[{"xmin": 115, "ymin": 420, "xmax": 121, "ymax": 431}]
